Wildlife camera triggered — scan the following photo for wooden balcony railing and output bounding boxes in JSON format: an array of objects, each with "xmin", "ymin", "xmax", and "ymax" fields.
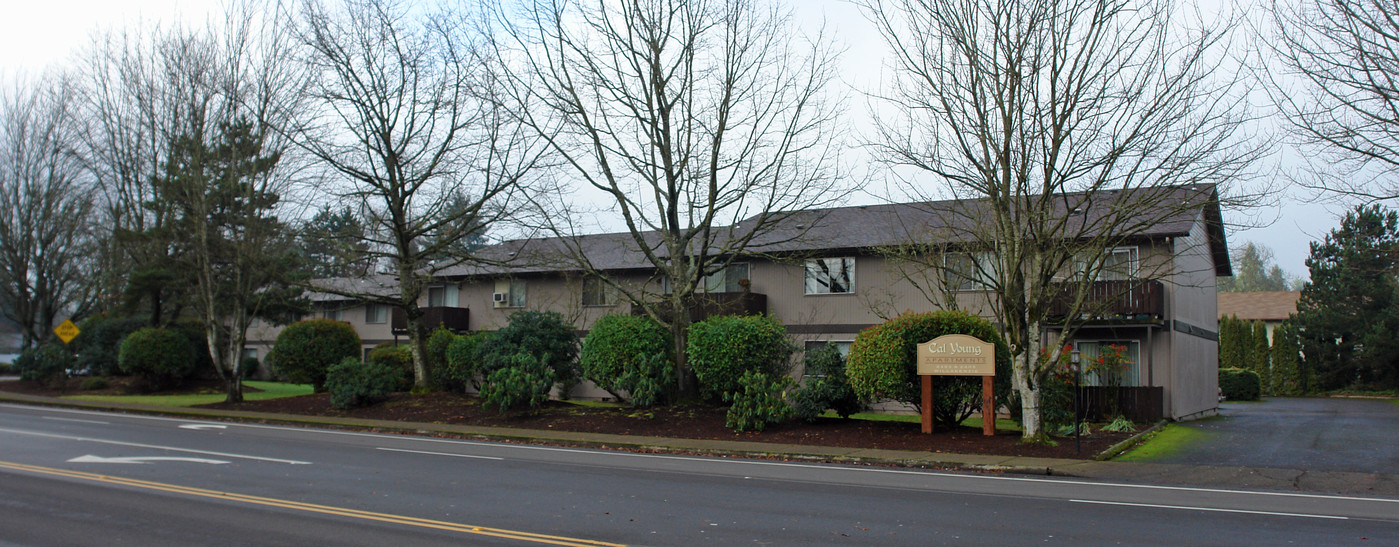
[
  {"xmin": 392, "ymin": 306, "xmax": 470, "ymax": 335},
  {"xmin": 1047, "ymin": 279, "xmax": 1164, "ymax": 321},
  {"xmin": 635, "ymin": 292, "xmax": 768, "ymax": 323}
]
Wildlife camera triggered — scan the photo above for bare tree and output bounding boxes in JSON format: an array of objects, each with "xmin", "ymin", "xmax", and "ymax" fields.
[
  {"xmin": 494, "ymin": 0, "xmax": 846, "ymax": 397},
  {"xmin": 1269, "ymin": 0, "xmax": 1399, "ymax": 201},
  {"xmin": 297, "ymin": 0, "xmax": 543, "ymax": 390},
  {"xmin": 861, "ymin": 0, "xmax": 1266, "ymax": 441},
  {"xmin": 0, "ymin": 74, "xmax": 98, "ymax": 348}
]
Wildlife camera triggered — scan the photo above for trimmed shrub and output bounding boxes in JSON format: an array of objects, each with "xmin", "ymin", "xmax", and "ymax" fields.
[
  {"xmin": 14, "ymin": 344, "xmax": 72, "ymax": 388},
  {"xmin": 791, "ymin": 345, "xmax": 863, "ymax": 421},
  {"xmin": 118, "ymin": 327, "xmax": 195, "ymax": 391},
  {"xmin": 71, "ymin": 315, "xmax": 147, "ymax": 376},
  {"xmin": 480, "ymin": 352, "xmax": 555, "ymax": 412},
  {"xmin": 686, "ymin": 314, "xmax": 795, "ymax": 402},
  {"xmin": 425, "ymin": 326, "xmax": 458, "ymax": 389},
  {"xmin": 846, "ymin": 311, "xmax": 1012, "ymax": 428},
  {"xmin": 441, "ymin": 332, "xmax": 490, "ymax": 392},
  {"xmin": 269, "ymin": 319, "xmax": 361, "ymax": 392},
  {"xmin": 1219, "ymin": 367, "xmax": 1261, "ymax": 401},
  {"xmin": 478, "ymin": 311, "xmax": 579, "ymax": 395},
  {"xmin": 368, "ymin": 343, "xmax": 414, "ymax": 391},
  {"xmin": 1272, "ymin": 320, "xmax": 1305, "ymax": 396},
  {"xmin": 1250, "ymin": 321, "xmax": 1271, "ymax": 395},
  {"xmin": 724, "ymin": 370, "xmax": 795, "ymax": 432},
  {"xmin": 326, "ymin": 357, "xmax": 403, "ymax": 409},
  {"xmin": 579, "ymin": 315, "xmax": 675, "ymax": 406}
]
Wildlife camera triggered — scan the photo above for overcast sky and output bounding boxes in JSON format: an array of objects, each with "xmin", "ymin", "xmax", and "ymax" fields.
[{"xmin": 0, "ymin": 0, "xmax": 1341, "ymax": 281}]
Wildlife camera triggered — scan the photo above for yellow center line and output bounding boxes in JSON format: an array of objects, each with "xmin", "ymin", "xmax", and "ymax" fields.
[{"xmin": 0, "ymin": 460, "xmax": 624, "ymax": 547}]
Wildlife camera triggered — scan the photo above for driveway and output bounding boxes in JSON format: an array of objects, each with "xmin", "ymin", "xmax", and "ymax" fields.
[{"xmin": 1158, "ymin": 397, "xmax": 1399, "ymax": 474}]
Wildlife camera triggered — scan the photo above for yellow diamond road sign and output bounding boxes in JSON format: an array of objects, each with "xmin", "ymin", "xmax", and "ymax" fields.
[{"xmin": 54, "ymin": 319, "xmax": 80, "ymax": 344}]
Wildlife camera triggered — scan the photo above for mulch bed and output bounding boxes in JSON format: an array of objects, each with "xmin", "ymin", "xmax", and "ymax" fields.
[{"xmin": 1, "ymin": 380, "xmax": 1134, "ymax": 459}]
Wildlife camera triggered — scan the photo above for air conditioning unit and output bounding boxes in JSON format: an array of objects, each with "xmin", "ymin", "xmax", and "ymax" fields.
[{"xmin": 492, "ymin": 292, "xmax": 509, "ymax": 304}]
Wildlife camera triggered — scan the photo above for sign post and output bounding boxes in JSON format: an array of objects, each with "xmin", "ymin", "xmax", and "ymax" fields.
[{"xmin": 917, "ymin": 334, "xmax": 996, "ymax": 436}]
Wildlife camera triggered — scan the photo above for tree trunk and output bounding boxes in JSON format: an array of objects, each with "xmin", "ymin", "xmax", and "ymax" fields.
[
  {"xmin": 669, "ymin": 298, "xmax": 695, "ymax": 399},
  {"xmin": 407, "ymin": 316, "xmax": 430, "ymax": 391},
  {"xmin": 1014, "ymin": 352, "xmax": 1048, "ymax": 443},
  {"xmin": 225, "ymin": 374, "xmax": 244, "ymax": 403}
]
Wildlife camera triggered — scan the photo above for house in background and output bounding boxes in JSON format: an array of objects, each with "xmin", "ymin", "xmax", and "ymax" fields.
[
  {"xmin": 244, "ymin": 275, "xmax": 402, "ymax": 368},
  {"xmin": 1216, "ymin": 291, "xmax": 1301, "ymax": 343},
  {"xmin": 246, "ymin": 185, "xmax": 1230, "ymax": 420}
]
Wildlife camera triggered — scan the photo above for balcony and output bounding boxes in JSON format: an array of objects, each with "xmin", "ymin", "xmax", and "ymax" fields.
[
  {"xmin": 392, "ymin": 306, "xmax": 470, "ymax": 335},
  {"xmin": 1047, "ymin": 279, "xmax": 1164, "ymax": 322},
  {"xmin": 635, "ymin": 291, "xmax": 768, "ymax": 323}
]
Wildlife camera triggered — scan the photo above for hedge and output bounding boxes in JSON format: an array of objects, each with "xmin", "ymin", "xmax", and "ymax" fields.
[
  {"xmin": 579, "ymin": 315, "xmax": 675, "ymax": 406},
  {"xmin": 270, "ymin": 319, "xmax": 361, "ymax": 392},
  {"xmin": 70, "ymin": 315, "xmax": 148, "ymax": 376},
  {"xmin": 1219, "ymin": 367, "xmax": 1261, "ymax": 401},
  {"xmin": 15, "ymin": 344, "xmax": 72, "ymax": 388},
  {"xmin": 326, "ymin": 358, "xmax": 403, "ymax": 409},
  {"xmin": 118, "ymin": 327, "xmax": 195, "ymax": 391},
  {"xmin": 441, "ymin": 332, "xmax": 490, "ymax": 392},
  {"xmin": 368, "ymin": 343, "xmax": 414, "ymax": 391},
  {"xmin": 686, "ymin": 314, "xmax": 795, "ymax": 402}
]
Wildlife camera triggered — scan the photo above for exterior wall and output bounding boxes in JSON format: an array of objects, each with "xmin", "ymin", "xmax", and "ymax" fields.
[
  {"xmin": 242, "ymin": 301, "xmax": 396, "ymax": 378},
  {"xmin": 1163, "ymin": 213, "xmax": 1221, "ymax": 420}
]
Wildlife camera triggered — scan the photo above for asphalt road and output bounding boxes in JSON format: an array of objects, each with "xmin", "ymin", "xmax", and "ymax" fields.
[
  {"xmin": 1157, "ymin": 398, "xmax": 1399, "ymax": 473},
  {"xmin": 1, "ymin": 403, "xmax": 1396, "ymax": 545}
]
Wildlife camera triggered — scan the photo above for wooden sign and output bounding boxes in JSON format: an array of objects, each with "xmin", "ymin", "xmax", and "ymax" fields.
[{"xmin": 917, "ymin": 334, "xmax": 995, "ymax": 376}]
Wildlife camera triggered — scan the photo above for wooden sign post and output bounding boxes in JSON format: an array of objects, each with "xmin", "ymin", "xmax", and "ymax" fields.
[{"xmin": 917, "ymin": 334, "xmax": 996, "ymax": 436}]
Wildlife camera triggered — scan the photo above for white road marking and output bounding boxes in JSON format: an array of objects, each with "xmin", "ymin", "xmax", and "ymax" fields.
[
  {"xmin": 376, "ymin": 447, "xmax": 504, "ymax": 460},
  {"xmin": 68, "ymin": 454, "xmax": 229, "ymax": 465},
  {"xmin": 42, "ymin": 417, "xmax": 109, "ymax": 425},
  {"xmin": 1069, "ymin": 499, "xmax": 1349, "ymax": 520},
  {"xmin": 178, "ymin": 424, "xmax": 227, "ymax": 431},
  {"xmin": 0, "ymin": 427, "xmax": 310, "ymax": 465}
]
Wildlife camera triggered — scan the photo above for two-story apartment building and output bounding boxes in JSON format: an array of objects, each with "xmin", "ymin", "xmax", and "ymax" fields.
[{"xmin": 250, "ymin": 185, "xmax": 1229, "ymax": 420}]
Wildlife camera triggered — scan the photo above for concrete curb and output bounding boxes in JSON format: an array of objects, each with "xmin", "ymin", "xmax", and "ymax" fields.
[{"xmin": 1094, "ymin": 420, "xmax": 1169, "ymax": 461}]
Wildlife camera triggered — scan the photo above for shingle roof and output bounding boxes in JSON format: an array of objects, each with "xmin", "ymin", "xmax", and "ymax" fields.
[
  {"xmin": 306, "ymin": 275, "xmax": 399, "ymax": 302},
  {"xmin": 1217, "ymin": 291, "xmax": 1301, "ymax": 321},
  {"xmin": 441, "ymin": 184, "xmax": 1228, "ymax": 278}
]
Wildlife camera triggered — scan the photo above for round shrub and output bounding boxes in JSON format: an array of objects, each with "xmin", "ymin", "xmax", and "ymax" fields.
[
  {"xmin": 579, "ymin": 315, "xmax": 675, "ymax": 406},
  {"xmin": 326, "ymin": 357, "xmax": 403, "ymax": 409},
  {"xmin": 118, "ymin": 327, "xmax": 196, "ymax": 391},
  {"xmin": 724, "ymin": 370, "xmax": 795, "ymax": 432},
  {"xmin": 686, "ymin": 314, "xmax": 795, "ymax": 402},
  {"xmin": 790, "ymin": 345, "xmax": 863, "ymax": 421},
  {"xmin": 368, "ymin": 343, "xmax": 414, "ymax": 390},
  {"xmin": 15, "ymin": 344, "xmax": 72, "ymax": 388},
  {"xmin": 71, "ymin": 315, "xmax": 148, "ymax": 376},
  {"xmin": 478, "ymin": 311, "xmax": 579, "ymax": 395},
  {"xmin": 425, "ymin": 326, "xmax": 458, "ymax": 389},
  {"xmin": 480, "ymin": 352, "xmax": 555, "ymax": 412},
  {"xmin": 270, "ymin": 319, "xmax": 361, "ymax": 392},
  {"xmin": 846, "ymin": 311, "xmax": 1011, "ymax": 428},
  {"xmin": 441, "ymin": 332, "xmax": 490, "ymax": 392},
  {"xmin": 1219, "ymin": 367, "xmax": 1261, "ymax": 401}
]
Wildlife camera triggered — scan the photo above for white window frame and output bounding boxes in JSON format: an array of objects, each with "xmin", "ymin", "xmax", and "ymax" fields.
[
  {"xmin": 427, "ymin": 286, "xmax": 447, "ymax": 307},
  {"xmin": 704, "ymin": 263, "xmax": 751, "ymax": 293},
  {"xmin": 804, "ymin": 257, "xmax": 855, "ymax": 295},
  {"xmin": 364, "ymin": 303, "xmax": 387, "ymax": 324},
  {"xmin": 946, "ymin": 252, "xmax": 996, "ymax": 291},
  {"xmin": 1074, "ymin": 340, "xmax": 1142, "ymax": 387},
  {"xmin": 1074, "ymin": 246, "xmax": 1140, "ymax": 282}
]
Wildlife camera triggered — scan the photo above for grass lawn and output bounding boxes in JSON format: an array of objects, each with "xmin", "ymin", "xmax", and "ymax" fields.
[
  {"xmin": 63, "ymin": 381, "xmax": 313, "ymax": 407},
  {"xmin": 1113, "ymin": 424, "xmax": 1207, "ymax": 462}
]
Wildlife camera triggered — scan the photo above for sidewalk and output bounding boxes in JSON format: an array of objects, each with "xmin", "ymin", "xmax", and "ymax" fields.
[{"xmin": 3, "ymin": 389, "xmax": 1396, "ymax": 497}]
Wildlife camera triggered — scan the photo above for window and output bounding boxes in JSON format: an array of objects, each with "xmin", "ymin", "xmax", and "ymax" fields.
[
  {"xmin": 946, "ymin": 252, "xmax": 996, "ymax": 290},
  {"xmin": 581, "ymin": 278, "xmax": 615, "ymax": 307},
  {"xmin": 321, "ymin": 306, "xmax": 342, "ymax": 321},
  {"xmin": 1074, "ymin": 247, "xmax": 1139, "ymax": 281},
  {"xmin": 704, "ymin": 263, "xmax": 750, "ymax": 293},
  {"xmin": 495, "ymin": 279, "xmax": 527, "ymax": 307},
  {"xmin": 240, "ymin": 348, "xmax": 258, "ymax": 363},
  {"xmin": 1074, "ymin": 340, "xmax": 1141, "ymax": 386},
  {"xmin": 802, "ymin": 340, "xmax": 852, "ymax": 379},
  {"xmin": 428, "ymin": 286, "xmax": 447, "ymax": 307},
  {"xmin": 805, "ymin": 257, "xmax": 854, "ymax": 294},
  {"xmin": 365, "ymin": 303, "xmax": 387, "ymax": 324}
]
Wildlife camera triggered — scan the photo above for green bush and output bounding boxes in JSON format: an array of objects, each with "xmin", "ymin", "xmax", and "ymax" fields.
[
  {"xmin": 686, "ymin": 314, "xmax": 795, "ymax": 402},
  {"xmin": 791, "ymin": 345, "xmax": 863, "ymax": 421},
  {"xmin": 118, "ymin": 327, "xmax": 196, "ymax": 391},
  {"xmin": 240, "ymin": 356, "xmax": 260, "ymax": 379},
  {"xmin": 170, "ymin": 320, "xmax": 216, "ymax": 377},
  {"xmin": 80, "ymin": 377, "xmax": 110, "ymax": 391},
  {"xmin": 441, "ymin": 332, "xmax": 490, "ymax": 392},
  {"xmin": 326, "ymin": 357, "xmax": 403, "ymax": 409},
  {"xmin": 425, "ymin": 326, "xmax": 458, "ymax": 389},
  {"xmin": 846, "ymin": 311, "xmax": 1012, "ymax": 428},
  {"xmin": 579, "ymin": 315, "xmax": 675, "ymax": 406},
  {"xmin": 14, "ymin": 344, "xmax": 72, "ymax": 388},
  {"xmin": 1250, "ymin": 321, "xmax": 1271, "ymax": 395},
  {"xmin": 71, "ymin": 315, "xmax": 147, "ymax": 376},
  {"xmin": 724, "ymin": 371, "xmax": 795, "ymax": 432},
  {"xmin": 1272, "ymin": 320, "xmax": 1305, "ymax": 396},
  {"xmin": 1219, "ymin": 367, "xmax": 1261, "ymax": 401},
  {"xmin": 478, "ymin": 311, "xmax": 579, "ymax": 395},
  {"xmin": 480, "ymin": 352, "xmax": 555, "ymax": 412},
  {"xmin": 269, "ymin": 319, "xmax": 361, "ymax": 392},
  {"xmin": 368, "ymin": 343, "xmax": 414, "ymax": 391}
]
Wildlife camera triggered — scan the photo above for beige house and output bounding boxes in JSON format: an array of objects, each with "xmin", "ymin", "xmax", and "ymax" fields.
[
  {"xmin": 1217, "ymin": 291, "xmax": 1301, "ymax": 343},
  {"xmin": 243, "ymin": 276, "xmax": 400, "ymax": 365},
  {"xmin": 249, "ymin": 185, "xmax": 1229, "ymax": 420}
]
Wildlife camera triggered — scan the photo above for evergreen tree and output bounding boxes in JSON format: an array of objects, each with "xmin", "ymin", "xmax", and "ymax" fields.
[
  {"xmin": 1251, "ymin": 320, "xmax": 1272, "ymax": 395},
  {"xmin": 1218, "ymin": 241, "xmax": 1299, "ymax": 292},
  {"xmin": 1296, "ymin": 204, "xmax": 1399, "ymax": 390},
  {"xmin": 1218, "ymin": 316, "xmax": 1251, "ymax": 371},
  {"xmin": 298, "ymin": 206, "xmax": 373, "ymax": 278},
  {"xmin": 1272, "ymin": 319, "xmax": 1304, "ymax": 396}
]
